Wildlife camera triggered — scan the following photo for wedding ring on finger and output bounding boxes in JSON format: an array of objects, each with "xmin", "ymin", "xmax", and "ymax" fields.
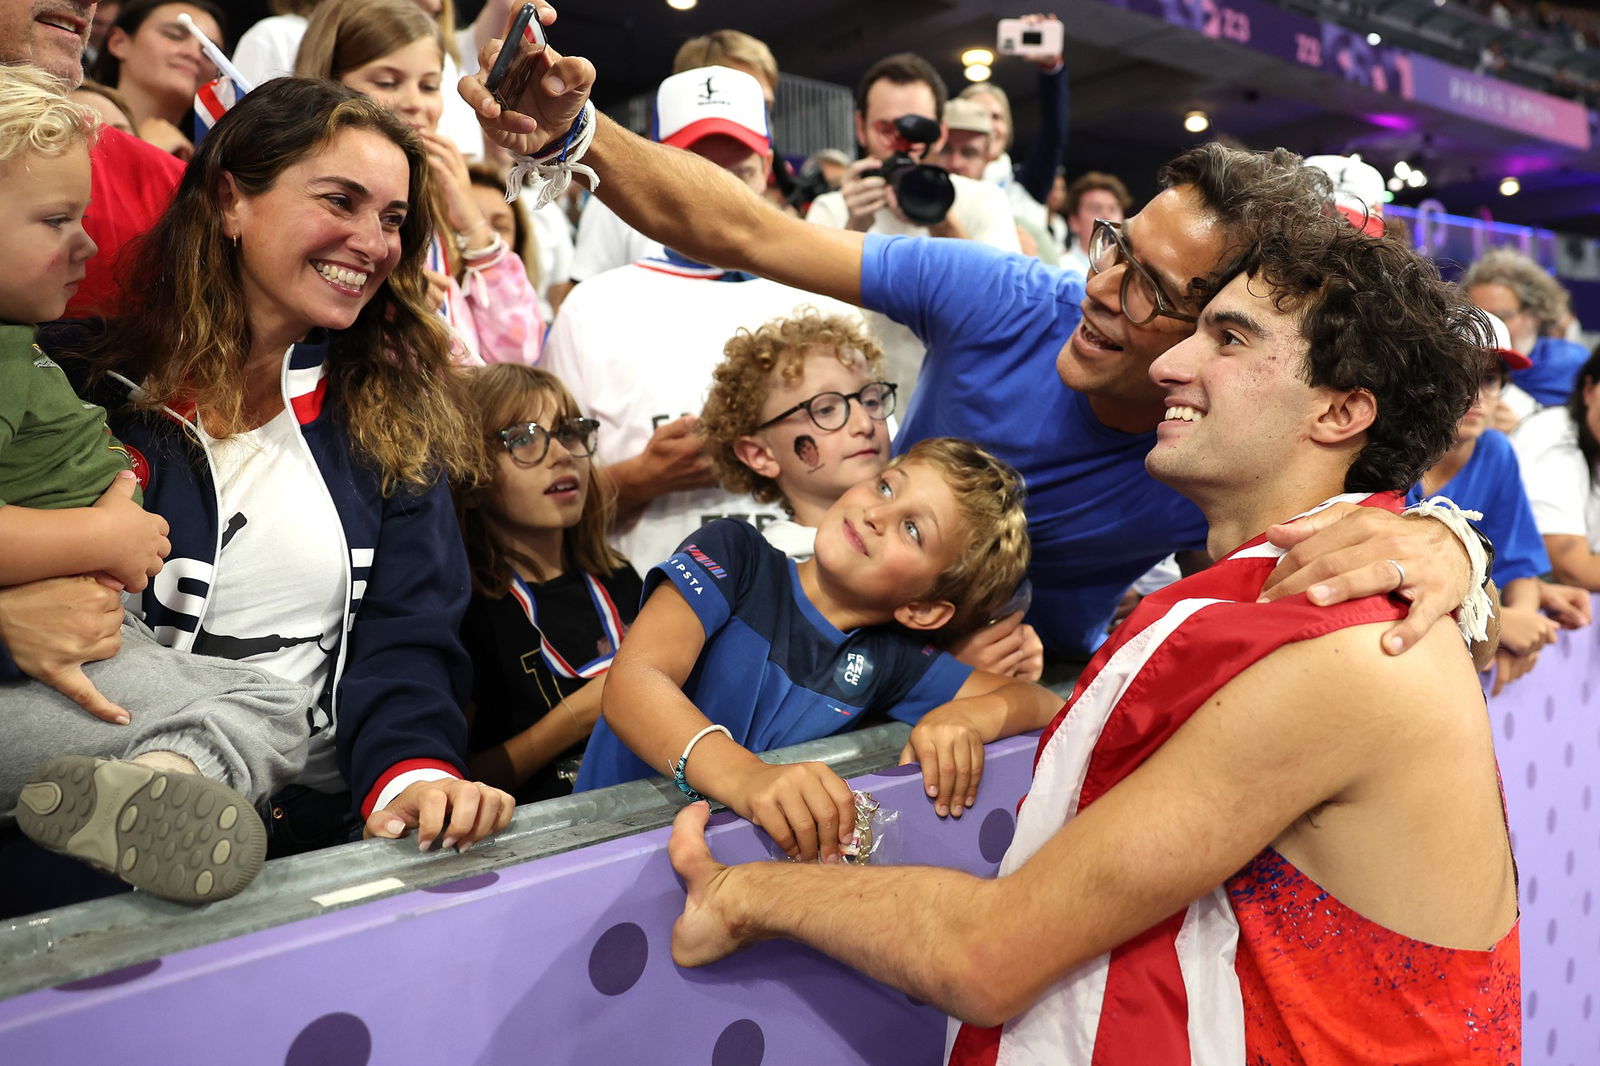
[{"xmin": 1386, "ymin": 558, "xmax": 1407, "ymax": 590}]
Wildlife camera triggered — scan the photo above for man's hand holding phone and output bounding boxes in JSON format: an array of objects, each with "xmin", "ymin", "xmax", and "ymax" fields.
[{"xmin": 459, "ymin": 0, "xmax": 595, "ymax": 158}]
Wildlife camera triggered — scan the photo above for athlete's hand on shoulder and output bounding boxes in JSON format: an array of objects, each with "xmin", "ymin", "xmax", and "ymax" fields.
[
  {"xmin": 364, "ymin": 777, "xmax": 515, "ymax": 851},
  {"xmin": 723, "ymin": 759, "xmax": 856, "ymax": 862},
  {"xmin": 899, "ymin": 704, "xmax": 987, "ymax": 818},
  {"xmin": 1259, "ymin": 502, "xmax": 1470, "ymax": 655}
]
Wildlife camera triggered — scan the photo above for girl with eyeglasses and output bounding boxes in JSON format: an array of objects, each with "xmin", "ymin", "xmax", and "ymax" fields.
[{"xmin": 456, "ymin": 365, "xmax": 643, "ymax": 802}]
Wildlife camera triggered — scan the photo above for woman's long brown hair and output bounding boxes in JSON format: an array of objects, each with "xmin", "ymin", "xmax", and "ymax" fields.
[{"xmin": 85, "ymin": 77, "xmax": 485, "ymax": 494}]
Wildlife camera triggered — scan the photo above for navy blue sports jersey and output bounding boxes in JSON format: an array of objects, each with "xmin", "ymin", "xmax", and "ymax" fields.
[{"xmin": 575, "ymin": 519, "xmax": 972, "ymax": 790}]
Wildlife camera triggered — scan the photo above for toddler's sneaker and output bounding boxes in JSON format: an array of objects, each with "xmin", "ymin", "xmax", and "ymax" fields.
[{"xmin": 16, "ymin": 756, "xmax": 266, "ymax": 904}]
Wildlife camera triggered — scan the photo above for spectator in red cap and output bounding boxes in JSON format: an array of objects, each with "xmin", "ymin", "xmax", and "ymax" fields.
[{"xmin": 1410, "ymin": 314, "xmax": 1590, "ymax": 692}]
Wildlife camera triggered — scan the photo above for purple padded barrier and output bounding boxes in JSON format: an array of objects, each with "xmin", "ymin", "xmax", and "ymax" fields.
[
  {"xmin": 0, "ymin": 735, "xmax": 1041, "ymax": 1065},
  {"xmin": 4, "ymin": 601, "xmax": 1594, "ymax": 1064},
  {"xmin": 1489, "ymin": 593, "xmax": 1600, "ymax": 1065}
]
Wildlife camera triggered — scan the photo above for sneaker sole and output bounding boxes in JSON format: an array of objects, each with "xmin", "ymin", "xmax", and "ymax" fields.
[{"xmin": 15, "ymin": 756, "xmax": 266, "ymax": 904}]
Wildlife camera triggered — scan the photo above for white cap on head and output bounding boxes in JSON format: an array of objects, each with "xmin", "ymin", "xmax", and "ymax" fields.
[
  {"xmin": 1304, "ymin": 154, "xmax": 1386, "ymax": 237},
  {"xmin": 653, "ymin": 66, "xmax": 771, "ymax": 156},
  {"xmin": 1477, "ymin": 310, "xmax": 1533, "ymax": 369},
  {"xmin": 942, "ymin": 98, "xmax": 992, "ymax": 135}
]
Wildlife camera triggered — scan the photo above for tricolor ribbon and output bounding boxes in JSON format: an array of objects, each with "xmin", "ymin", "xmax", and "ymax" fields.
[{"xmin": 507, "ymin": 571, "xmax": 625, "ymax": 679}]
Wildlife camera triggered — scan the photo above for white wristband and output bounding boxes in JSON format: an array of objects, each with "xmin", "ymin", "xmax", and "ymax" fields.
[
  {"xmin": 505, "ymin": 100, "xmax": 600, "ymax": 209},
  {"xmin": 673, "ymin": 724, "xmax": 732, "ymax": 801},
  {"xmin": 1402, "ymin": 495, "xmax": 1492, "ymax": 644}
]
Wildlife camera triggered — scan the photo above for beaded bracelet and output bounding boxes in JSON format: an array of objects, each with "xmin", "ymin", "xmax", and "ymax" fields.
[{"xmin": 673, "ymin": 724, "xmax": 732, "ymax": 802}]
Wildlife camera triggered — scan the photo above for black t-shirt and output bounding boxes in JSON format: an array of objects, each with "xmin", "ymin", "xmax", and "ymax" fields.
[{"xmin": 461, "ymin": 563, "xmax": 643, "ymax": 803}]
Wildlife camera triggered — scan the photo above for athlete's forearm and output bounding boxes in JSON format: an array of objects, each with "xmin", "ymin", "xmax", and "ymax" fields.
[
  {"xmin": 720, "ymin": 858, "xmax": 1023, "ymax": 1026},
  {"xmin": 587, "ymin": 113, "xmax": 769, "ymax": 272},
  {"xmin": 586, "ymin": 113, "xmax": 865, "ymax": 304}
]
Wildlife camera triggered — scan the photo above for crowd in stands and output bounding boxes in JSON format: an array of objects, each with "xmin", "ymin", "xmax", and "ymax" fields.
[{"xmin": 0, "ymin": 5, "xmax": 1594, "ymax": 1049}]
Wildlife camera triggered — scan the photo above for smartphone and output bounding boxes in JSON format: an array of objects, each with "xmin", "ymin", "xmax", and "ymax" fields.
[
  {"xmin": 996, "ymin": 17, "xmax": 1063, "ymax": 60},
  {"xmin": 486, "ymin": 3, "xmax": 547, "ymax": 109}
]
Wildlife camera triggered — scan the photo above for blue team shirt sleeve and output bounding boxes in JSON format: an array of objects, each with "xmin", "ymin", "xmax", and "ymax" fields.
[
  {"xmin": 1474, "ymin": 432, "xmax": 1552, "ymax": 583},
  {"xmin": 1406, "ymin": 430, "xmax": 1551, "ymax": 584},
  {"xmin": 642, "ymin": 518, "xmax": 764, "ymax": 637},
  {"xmin": 858, "ymin": 233, "xmax": 1083, "ymax": 354}
]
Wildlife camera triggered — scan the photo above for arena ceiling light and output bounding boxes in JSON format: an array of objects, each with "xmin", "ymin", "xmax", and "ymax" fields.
[
  {"xmin": 964, "ymin": 63, "xmax": 993, "ymax": 82},
  {"xmin": 666, "ymin": 0, "xmax": 696, "ymax": 9},
  {"xmin": 1366, "ymin": 32, "xmax": 1382, "ymax": 45},
  {"xmin": 962, "ymin": 48, "xmax": 995, "ymax": 67},
  {"xmin": 1183, "ymin": 110, "xmax": 1210, "ymax": 133},
  {"xmin": 1499, "ymin": 176, "xmax": 1521, "ymax": 196}
]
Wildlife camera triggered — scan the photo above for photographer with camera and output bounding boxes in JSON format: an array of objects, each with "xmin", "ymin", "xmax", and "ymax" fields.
[
  {"xmin": 806, "ymin": 52, "xmax": 1018, "ymax": 397},
  {"xmin": 809, "ymin": 53, "xmax": 1017, "ymax": 249}
]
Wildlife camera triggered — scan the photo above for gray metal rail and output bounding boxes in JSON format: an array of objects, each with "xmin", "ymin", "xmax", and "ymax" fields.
[{"xmin": 0, "ymin": 722, "xmax": 917, "ymax": 1000}]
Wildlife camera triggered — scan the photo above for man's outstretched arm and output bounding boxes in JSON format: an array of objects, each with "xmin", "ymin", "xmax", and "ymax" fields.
[
  {"xmin": 460, "ymin": 16, "xmax": 865, "ymax": 306},
  {"xmin": 671, "ymin": 620, "xmax": 1460, "ymax": 1027}
]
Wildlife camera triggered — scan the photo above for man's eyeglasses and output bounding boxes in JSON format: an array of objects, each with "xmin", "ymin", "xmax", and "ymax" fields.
[
  {"xmin": 755, "ymin": 382, "xmax": 897, "ymax": 432},
  {"xmin": 1086, "ymin": 219, "xmax": 1199, "ymax": 326},
  {"xmin": 496, "ymin": 417, "xmax": 600, "ymax": 466}
]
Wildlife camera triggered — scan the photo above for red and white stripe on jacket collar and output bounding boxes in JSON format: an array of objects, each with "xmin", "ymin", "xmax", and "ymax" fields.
[
  {"xmin": 947, "ymin": 493, "xmax": 1391, "ymax": 1066},
  {"xmin": 143, "ymin": 344, "xmax": 331, "ymax": 429}
]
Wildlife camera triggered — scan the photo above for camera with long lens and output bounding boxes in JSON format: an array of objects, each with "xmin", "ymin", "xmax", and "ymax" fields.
[{"xmin": 864, "ymin": 114, "xmax": 955, "ymax": 227}]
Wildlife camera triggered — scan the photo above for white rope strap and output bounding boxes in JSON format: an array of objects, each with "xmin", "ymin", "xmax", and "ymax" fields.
[
  {"xmin": 1404, "ymin": 495, "xmax": 1492, "ymax": 643},
  {"xmin": 505, "ymin": 100, "xmax": 599, "ymax": 209}
]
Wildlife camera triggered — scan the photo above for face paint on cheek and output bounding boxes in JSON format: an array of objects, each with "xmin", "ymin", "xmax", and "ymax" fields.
[{"xmin": 794, "ymin": 435, "xmax": 822, "ymax": 472}]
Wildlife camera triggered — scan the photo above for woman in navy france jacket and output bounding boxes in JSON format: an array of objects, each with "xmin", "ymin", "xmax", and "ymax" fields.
[{"xmin": 48, "ymin": 78, "xmax": 513, "ymax": 855}]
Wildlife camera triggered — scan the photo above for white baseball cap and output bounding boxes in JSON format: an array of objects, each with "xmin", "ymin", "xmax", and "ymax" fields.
[
  {"xmin": 1479, "ymin": 310, "xmax": 1533, "ymax": 370},
  {"xmin": 1304, "ymin": 154, "xmax": 1385, "ymax": 237},
  {"xmin": 653, "ymin": 66, "xmax": 771, "ymax": 156}
]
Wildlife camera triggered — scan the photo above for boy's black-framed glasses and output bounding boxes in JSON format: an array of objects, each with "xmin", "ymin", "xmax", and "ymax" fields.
[
  {"xmin": 496, "ymin": 417, "xmax": 600, "ymax": 466},
  {"xmin": 1086, "ymin": 219, "xmax": 1200, "ymax": 326},
  {"xmin": 755, "ymin": 381, "xmax": 898, "ymax": 432}
]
